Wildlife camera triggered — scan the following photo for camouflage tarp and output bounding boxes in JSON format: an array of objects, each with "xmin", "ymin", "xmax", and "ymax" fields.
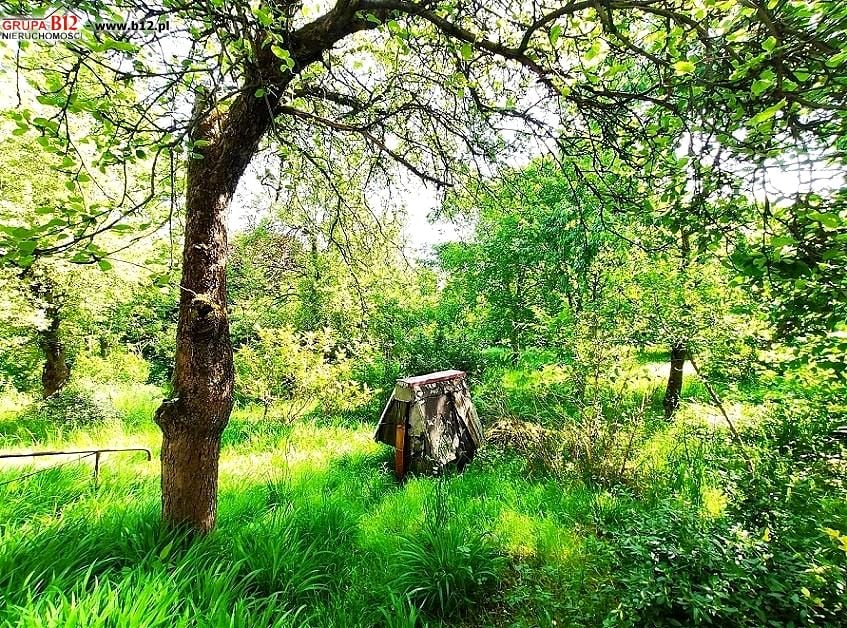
[{"xmin": 374, "ymin": 370, "xmax": 483, "ymax": 475}]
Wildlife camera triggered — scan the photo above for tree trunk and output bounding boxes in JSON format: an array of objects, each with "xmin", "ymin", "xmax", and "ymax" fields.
[
  {"xmin": 663, "ymin": 342, "xmax": 686, "ymax": 419},
  {"xmin": 40, "ymin": 301, "xmax": 69, "ymax": 398},
  {"xmin": 153, "ymin": 163, "xmax": 234, "ymax": 532},
  {"xmin": 32, "ymin": 276, "xmax": 69, "ymax": 398},
  {"xmin": 154, "ymin": 84, "xmax": 277, "ymax": 533},
  {"xmin": 152, "ymin": 14, "xmax": 379, "ymax": 531},
  {"xmin": 159, "ymin": 431, "xmax": 221, "ymax": 531}
]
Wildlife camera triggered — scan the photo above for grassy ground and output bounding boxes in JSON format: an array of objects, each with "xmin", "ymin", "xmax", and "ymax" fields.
[{"xmin": 0, "ymin": 358, "xmax": 845, "ymax": 627}]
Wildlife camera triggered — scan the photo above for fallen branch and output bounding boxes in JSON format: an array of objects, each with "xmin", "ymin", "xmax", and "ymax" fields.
[{"xmin": 688, "ymin": 354, "xmax": 755, "ymax": 474}]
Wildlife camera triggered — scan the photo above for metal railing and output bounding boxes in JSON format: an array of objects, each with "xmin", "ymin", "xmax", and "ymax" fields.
[{"xmin": 0, "ymin": 448, "xmax": 152, "ymax": 487}]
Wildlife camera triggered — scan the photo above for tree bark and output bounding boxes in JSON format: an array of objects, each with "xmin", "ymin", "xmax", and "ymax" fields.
[
  {"xmin": 154, "ymin": 86, "xmax": 276, "ymax": 533},
  {"xmin": 31, "ymin": 275, "xmax": 69, "ymax": 398},
  {"xmin": 40, "ymin": 299, "xmax": 69, "ymax": 398},
  {"xmin": 159, "ymin": 430, "xmax": 221, "ymax": 531},
  {"xmin": 663, "ymin": 342, "xmax": 686, "ymax": 419},
  {"xmin": 153, "ymin": 165, "xmax": 234, "ymax": 531}
]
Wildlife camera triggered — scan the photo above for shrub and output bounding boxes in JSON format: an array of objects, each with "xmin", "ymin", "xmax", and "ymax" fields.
[
  {"xmin": 485, "ymin": 417, "xmax": 562, "ymax": 476},
  {"xmin": 399, "ymin": 322, "xmax": 484, "ymax": 378},
  {"xmin": 74, "ymin": 349, "xmax": 151, "ymax": 385},
  {"xmin": 234, "ymin": 326, "xmax": 372, "ymax": 422},
  {"xmin": 19, "ymin": 385, "xmax": 117, "ymax": 428},
  {"xmin": 605, "ymin": 401, "xmax": 847, "ymax": 627},
  {"xmin": 604, "ymin": 503, "xmax": 770, "ymax": 627}
]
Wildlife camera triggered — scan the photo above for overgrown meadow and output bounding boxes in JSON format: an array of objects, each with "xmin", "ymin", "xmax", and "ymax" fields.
[{"xmin": 1, "ymin": 342, "xmax": 845, "ymax": 626}]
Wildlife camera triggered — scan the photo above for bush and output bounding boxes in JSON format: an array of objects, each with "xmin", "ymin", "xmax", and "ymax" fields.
[
  {"xmin": 399, "ymin": 322, "xmax": 484, "ymax": 377},
  {"xmin": 605, "ymin": 402, "xmax": 847, "ymax": 627},
  {"xmin": 19, "ymin": 385, "xmax": 118, "ymax": 428},
  {"xmin": 74, "ymin": 349, "xmax": 151, "ymax": 385},
  {"xmin": 234, "ymin": 326, "xmax": 372, "ymax": 422},
  {"xmin": 605, "ymin": 503, "xmax": 771, "ymax": 627}
]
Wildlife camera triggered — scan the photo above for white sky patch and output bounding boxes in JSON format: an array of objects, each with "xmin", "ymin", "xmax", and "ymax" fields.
[{"xmin": 755, "ymin": 158, "xmax": 844, "ymax": 201}]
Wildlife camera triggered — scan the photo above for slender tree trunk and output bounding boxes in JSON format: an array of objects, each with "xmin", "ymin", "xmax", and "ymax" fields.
[
  {"xmin": 153, "ymin": 159, "xmax": 234, "ymax": 531},
  {"xmin": 31, "ymin": 275, "xmax": 69, "ymax": 398},
  {"xmin": 663, "ymin": 230, "xmax": 692, "ymax": 420},
  {"xmin": 663, "ymin": 342, "xmax": 686, "ymax": 419},
  {"xmin": 40, "ymin": 300, "xmax": 69, "ymax": 398}
]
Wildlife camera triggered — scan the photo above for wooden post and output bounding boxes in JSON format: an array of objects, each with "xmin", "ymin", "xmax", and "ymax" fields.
[
  {"xmin": 94, "ymin": 451, "xmax": 101, "ymax": 488},
  {"xmin": 395, "ymin": 420, "xmax": 406, "ymax": 480}
]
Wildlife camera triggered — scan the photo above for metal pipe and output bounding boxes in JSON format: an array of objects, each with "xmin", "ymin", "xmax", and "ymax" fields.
[{"xmin": 0, "ymin": 448, "xmax": 152, "ymax": 460}]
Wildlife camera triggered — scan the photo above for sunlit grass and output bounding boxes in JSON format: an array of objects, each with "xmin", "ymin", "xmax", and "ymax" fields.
[
  {"xmin": 0, "ymin": 388, "xmax": 617, "ymax": 626},
  {"xmin": 0, "ymin": 353, "xmax": 844, "ymax": 626}
]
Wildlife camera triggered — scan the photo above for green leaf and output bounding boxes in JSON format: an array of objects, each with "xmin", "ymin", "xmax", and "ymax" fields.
[
  {"xmin": 751, "ymin": 78, "xmax": 772, "ymax": 96},
  {"xmin": 159, "ymin": 540, "xmax": 174, "ymax": 561},
  {"xmin": 548, "ymin": 24, "xmax": 562, "ymax": 47},
  {"xmin": 254, "ymin": 87, "xmax": 267, "ymax": 98},
  {"xmin": 271, "ymin": 45, "xmax": 291, "ymax": 60},
  {"xmin": 152, "ymin": 273, "xmax": 170, "ymax": 288},
  {"xmin": 101, "ymin": 38, "xmax": 139, "ymax": 53},
  {"xmin": 749, "ymin": 99, "xmax": 786, "ymax": 125},
  {"xmin": 254, "ymin": 6, "xmax": 273, "ymax": 26},
  {"xmin": 460, "ymin": 42, "xmax": 473, "ymax": 61},
  {"xmin": 762, "ymin": 36, "xmax": 778, "ymax": 52},
  {"xmin": 808, "ymin": 211, "xmax": 841, "ymax": 229},
  {"xmin": 97, "ymin": 259, "xmax": 113, "ymax": 271},
  {"xmin": 825, "ymin": 50, "xmax": 847, "ymax": 69},
  {"xmin": 673, "ymin": 60, "xmax": 696, "ymax": 75},
  {"xmin": 18, "ymin": 240, "xmax": 37, "ymax": 255}
]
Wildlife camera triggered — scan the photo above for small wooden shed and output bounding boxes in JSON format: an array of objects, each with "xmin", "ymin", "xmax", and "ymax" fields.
[{"xmin": 374, "ymin": 370, "xmax": 483, "ymax": 478}]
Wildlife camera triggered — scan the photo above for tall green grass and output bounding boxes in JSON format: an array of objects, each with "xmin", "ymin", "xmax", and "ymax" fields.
[
  {"xmin": 0, "ymin": 358, "xmax": 844, "ymax": 627},
  {"xmin": 0, "ymin": 411, "xmax": 615, "ymax": 626}
]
